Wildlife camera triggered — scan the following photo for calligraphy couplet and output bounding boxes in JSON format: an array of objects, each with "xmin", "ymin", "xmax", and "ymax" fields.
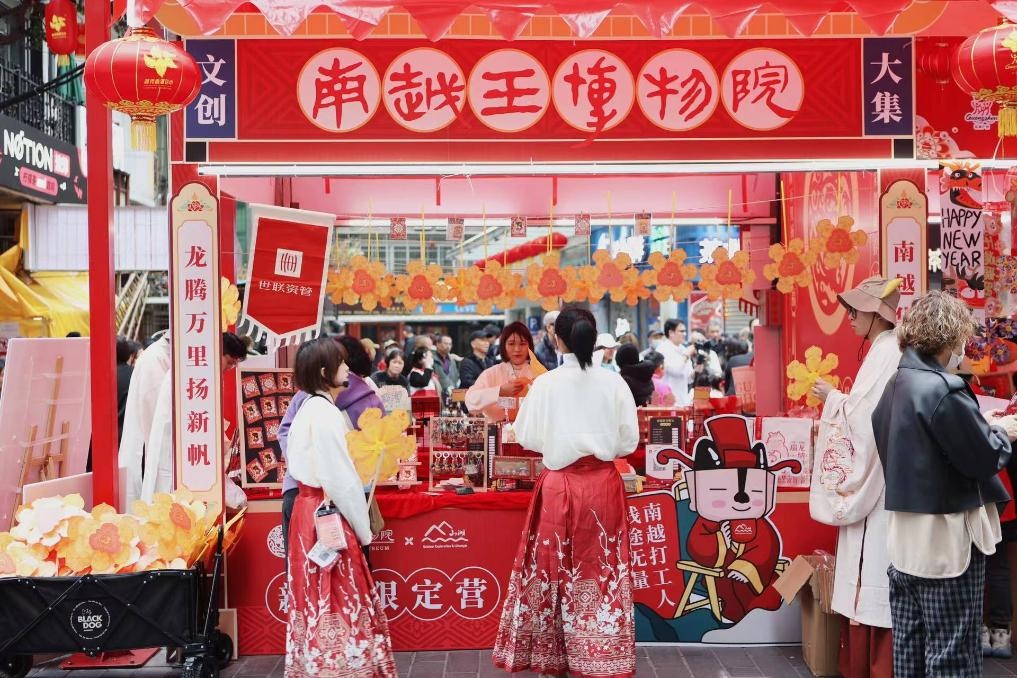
[
  {"xmin": 880, "ymin": 179, "xmax": 928, "ymax": 320},
  {"xmin": 170, "ymin": 182, "xmax": 224, "ymax": 515},
  {"xmin": 939, "ymin": 165, "xmax": 984, "ymax": 312}
]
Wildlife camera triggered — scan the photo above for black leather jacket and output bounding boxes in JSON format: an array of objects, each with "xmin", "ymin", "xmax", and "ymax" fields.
[{"xmin": 872, "ymin": 347, "xmax": 1011, "ymax": 514}]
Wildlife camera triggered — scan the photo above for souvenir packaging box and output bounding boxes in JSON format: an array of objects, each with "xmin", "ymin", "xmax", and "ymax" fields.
[{"xmin": 238, "ymin": 368, "xmax": 297, "ymax": 488}]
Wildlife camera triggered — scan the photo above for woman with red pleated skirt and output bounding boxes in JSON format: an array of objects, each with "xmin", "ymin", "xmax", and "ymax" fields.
[
  {"xmin": 493, "ymin": 307, "xmax": 640, "ymax": 678},
  {"xmin": 284, "ymin": 337, "xmax": 396, "ymax": 678}
]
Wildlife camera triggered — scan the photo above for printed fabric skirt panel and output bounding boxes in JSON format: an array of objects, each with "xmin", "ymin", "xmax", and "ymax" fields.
[
  {"xmin": 492, "ymin": 456, "xmax": 635, "ymax": 678},
  {"xmin": 285, "ymin": 484, "xmax": 397, "ymax": 678}
]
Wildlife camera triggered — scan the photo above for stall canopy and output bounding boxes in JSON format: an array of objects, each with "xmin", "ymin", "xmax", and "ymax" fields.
[
  {"xmin": 0, "ymin": 246, "xmax": 90, "ymax": 338},
  {"xmin": 131, "ymin": 0, "xmax": 1005, "ymax": 41}
]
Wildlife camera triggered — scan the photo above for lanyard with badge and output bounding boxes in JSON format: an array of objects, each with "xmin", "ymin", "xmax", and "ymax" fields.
[{"xmin": 304, "ymin": 393, "xmax": 349, "ymax": 568}]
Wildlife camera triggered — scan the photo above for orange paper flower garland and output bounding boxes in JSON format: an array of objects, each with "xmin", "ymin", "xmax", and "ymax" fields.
[
  {"xmin": 393, "ymin": 260, "xmax": 445, "ymax": 314},
  {"xmin": 815, "ymin": 216, "xmax": 868, "ymax": 267},
  {"xmin": 326, "ymin": 255, "xmax": 394, "ymax": 311},
  {"xmin": 786, "ymin": 346, "xmax": 840, "ymax": 407},
  {"xmin": 698, "ymin": 247, "xmax": 755, "ymax": 300},
  {"xmin": 524, "ymin": 253, "xmax": 570, "ymax": 311},
  {"xmin": 460, "ymin": 261, "xmax": 522, "ymax": 314},
  {"xmin": 763, "ymin": 239, "xmax": 817, "ymax": 294},
  {"xmin": 646, "ymin": 250, "xmax": 698, "ymax": 302}
]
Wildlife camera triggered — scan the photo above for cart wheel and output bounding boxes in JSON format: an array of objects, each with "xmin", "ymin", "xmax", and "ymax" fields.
[
  {"xmin": 0, "ymin": 654, "xmax": 32, "ymax": 678},
  {"xmin": 212, "ymin": 630, "xmax": 233, "ymax": 669}
]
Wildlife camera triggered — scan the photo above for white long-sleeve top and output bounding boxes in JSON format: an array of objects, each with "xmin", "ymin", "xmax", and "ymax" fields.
[
  {"xmin": 465, "ymin": 361, "xmax": 539, "ymax": 422},
  {"xmin": 655, "ymin": 338, "xmax": 693, "ymax": 407},
  {"xmin": 119, "ymin": 336, "xmax": 171, "ymax": 507},
  {"xmin": 285, "ymin": 391, "xmax": 372, "ymax": 546},
  {"xmin": 513, "ymin": 354, "xmax": 639, "ymax": 470}
]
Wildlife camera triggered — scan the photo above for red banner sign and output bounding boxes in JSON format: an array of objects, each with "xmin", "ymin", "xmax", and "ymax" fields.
[{"xmin": 240, "ymin": 204, "xmax": 335, "ymax": 345}]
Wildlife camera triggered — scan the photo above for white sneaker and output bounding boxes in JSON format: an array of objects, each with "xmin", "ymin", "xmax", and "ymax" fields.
[
  {"xmin": 983, "ymin": 625, "xmax": 992, "ymax": 656},
  {"xmin": 990, "ymin": 626, "xmax": 1013, "ymax": 659}
]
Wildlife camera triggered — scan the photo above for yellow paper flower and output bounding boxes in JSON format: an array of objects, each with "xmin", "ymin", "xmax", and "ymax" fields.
[
  {"xmin": 814, "ymin": 215, "xmax": 868, "ymax": 267},
  {"xmin": 698, "ymin": 247, "xmax": 755, "ymax": 300},
  {"xmin": 393, "ymin": 260, "xmax": 445, "ymax": 314},
  {"xmin": 58, "ymin": 505, "xmax": 141, "ymax": 574},
  {"xmin": 584, "ymin": 249, "xmax": 634, "ymax": 302},
  {"xmin": 617, "ymin": 268, "xmax": 654, "ymax": 306},
  {"xmin": 6, "ymin": 541, "xmax": 56, "ymax": 577},
  {"xmin": 563, "ymin": 265, "xmax": 598, "ymax": 304},
  {"xmin": 221, "ymin": 277, "xmax": 241, "ymax": 327},
  {"xmin": 10, "ymin": 494, "xmax": 86, "ymax": 547},
  {"xmin": 786, "ymin": 346, "xmax": 840, "ymax": 407},
  {"xmin": 346, "ymin": 408, "xmax": 416, "ymax": 486},
  {"xmin": 326, "ymin": 256, "xmax": 393, "ymax": 311},
  {"xmin": 763, "ymin": 239, "xmax": 817, "ymax": 294},
  {"xmin": 450, "ymin": 262, "xmax": 522, "ymax": 314},
  {"xmin": 0, "ymin": 533, "xmax": 17, "ymax": 576},
  {"xmin": 133, "ymin": 490, "xmax": 213, "ymax": 564},
  {"xmin": 524, "ymin": 252, "xmax": 570, "ymax": 311},
  {"xmin": 646, "ymin": 250, "xmax": 698, "ymax": 302}
]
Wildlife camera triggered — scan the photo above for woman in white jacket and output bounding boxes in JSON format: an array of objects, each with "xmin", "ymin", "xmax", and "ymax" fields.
[
  {"xmin": 284, "ymin": 337, "xmax": 395, "ymax": 677},
  {"xmin": 810, "ymin": 277, "xmax": 902, "ymax": 678}
]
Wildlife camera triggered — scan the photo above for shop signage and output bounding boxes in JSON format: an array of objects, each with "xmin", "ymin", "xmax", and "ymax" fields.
[
  {"xmin": 0, "ymin": 113, "xmax": 85, "ymax": 203},
  {"xmin": 170, "ymin": 182, "xmax": 224, "ymax": 511},
  {"xmin": 240, "ymin": 204, "xmax": 335, "ymax": 346},
  {"xmin": 938, "ymin": 163, "xmax": 985, "ymax": 311},
  {"xmin": 880, "ymin": 179, "xmax": 928, "ymax": 319},
  {"xmin": 185, "ymin": 39, "xmax": 236, "ymax": 139},
  {"xmin": 862, "ymin": 38, "xmax": 913, "ymax": 137},
  {"xmin": 185, "ymin": 38, "xmax": 882, "ymax": 161}
]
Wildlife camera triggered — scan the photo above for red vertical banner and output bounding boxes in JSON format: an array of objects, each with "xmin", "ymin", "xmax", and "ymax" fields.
[
  {"xmin": 626, "ymin": 492, "xmax": 684, "ymax": 618},
  {"xmin": 880, "ymin": 179, "xmax": 928, "ymax": 321},
  {"xmin": 170, "ymin": 182, "xmax": 225, "ymax": 515}
]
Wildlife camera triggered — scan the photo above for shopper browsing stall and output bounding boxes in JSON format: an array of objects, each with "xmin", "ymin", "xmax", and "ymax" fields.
[
  {"xmin": 492, "ymin": 307, "xmax": 639, "ymax": 678},
  {"xmin": 465, "ymin": 322, "xmax": 543, "ymax": 422},
  {"xmin": 407, "ymin": 346, "xmax": 440, "ymax": 395},
  {"xmin": 873, "ymin": 291, "xmax": 1017, "ymax": 678},
  {"xmin": 283, "ymin": 336, "xmax": 395, "ymax": 677},
  {"xmin": 809, "ymin": 277, "xmax": 903, "ymax": 678},
  {"xmin": 371, "ymin": 349, "xmax": 410, "ymax": 392}
]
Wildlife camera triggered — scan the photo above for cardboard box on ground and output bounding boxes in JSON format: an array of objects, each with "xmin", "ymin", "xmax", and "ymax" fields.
[{"xmin": 773, "ymin": 553, "xmax": 840, "ymax": 677}]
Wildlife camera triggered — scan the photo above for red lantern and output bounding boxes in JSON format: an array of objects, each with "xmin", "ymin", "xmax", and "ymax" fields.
[
  {"xmin": 953, "ymin": 21, "xmax": 1017, "ymax": 137},
  {"xmin": 83, "ymin": 27, "xmax": 200, "ymax": 150},
  {"xmin": 45, "ymin": 0, "xmax": 78, "ymax": 66},
  {"xmin": 74, "ymin": 23, "xmax": 85, "ymax": 59},
  {"xmin": 918, "ymin": 41, "xmax": 952, "ymax": 86}
]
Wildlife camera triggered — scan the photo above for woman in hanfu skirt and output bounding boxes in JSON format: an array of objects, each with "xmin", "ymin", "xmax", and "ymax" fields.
[
  {"xmin": 493, "ymin": 307, "xmax": 640, "ymax": 678},
  {"xmin": 284, "ymin": 337, "xmax": 396, "ymax": 678}
]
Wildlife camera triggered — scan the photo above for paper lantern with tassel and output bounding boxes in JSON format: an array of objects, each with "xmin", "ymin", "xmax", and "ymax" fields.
[
  {"xmin": 953, "ymin": 21, "xmax": 1017, "ymax": 137},
  {"xmin": 83, "ymin": 27, "xmax": 200, "ymax": 150},
  {"xmin": 45, "ymin": 0, "xmax": 77, "ymax": 66}
]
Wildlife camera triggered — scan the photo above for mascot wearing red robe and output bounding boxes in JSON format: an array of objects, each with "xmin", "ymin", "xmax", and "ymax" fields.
[{"xmin": 658, "ymin": 415, "xmax": 801, "ymax": 623}]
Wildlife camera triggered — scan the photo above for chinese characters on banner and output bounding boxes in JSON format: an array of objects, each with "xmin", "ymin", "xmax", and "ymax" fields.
[
  {"xmin": 758, "ymin": 418, "xmax": 813, "ymax": 489},
  {"xmin": 720, "ymin": 48, "xmax": 804, "ymax": 132},
  {"xmin": 240, "ymin": 204, "xmax": 335, "ymax": 345},
  {"xmin": 170, "ymin": 182, "xmax": 223, "ymax": 510},
  {"xmin": 185, "ymin": 39, "xmax": 236, "ymax": 139},
  {"xmin": 863, "ymin": 38, "xmax": 913, "ymax": 136},
  {"xmin": 880, "ymin": 179, "xmax": 928, "ymax": 319},
  {"xmin": 939, "ymin": 164, "xmax": 985, "ymax": 312},
  {"xmin": 626, "ymin": 493, "xmax": 684, "ymax": 618}
]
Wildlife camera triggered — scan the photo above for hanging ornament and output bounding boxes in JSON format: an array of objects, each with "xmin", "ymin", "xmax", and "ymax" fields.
[
  {"xmin": 698, "ymin": 247, "xmax": 754, "ymax": 300},
  {"xmin": 645, "ymin": 250, "xmax": 697, "ymax": 302},
  {"xmin": 45, "ymin": 0, "xmax": 77, "ymax": 66},
  {"xmin": 393, "ymin": 260, "xmax": 444, "ymax": 314},
  {"xmin": 83, "ymin": 27, "xmax": 200, "ymax": 150},
  {"xmin": 524, "ymin": 252, "xmax": 569, "ymax": 312},
  {"xmin": 917, "ymin": 40, "xmax": 952, "ymax": 86},
  {"xmin": 814, "ymin": 215, "xmax": 868, "ymax": 267},
  {"xmin": 326, "ymin": 256, "xmax": 393, "ymax": 311},
  {"xmin": 763, "ymin": 238, "xmax": 817, "ymax": 293},
  {"xmin": 952, "ymin": 22, "xmax": 1017, "ymax": 137},
  {"xmin": 451, "ymin": 261, "xmax": 521, "ymax": 314}
]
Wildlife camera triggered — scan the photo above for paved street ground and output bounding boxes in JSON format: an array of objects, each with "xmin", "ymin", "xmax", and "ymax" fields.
[{"xmin": 22, "ymin": 647, "xmax": 1017, "ymax": 677}]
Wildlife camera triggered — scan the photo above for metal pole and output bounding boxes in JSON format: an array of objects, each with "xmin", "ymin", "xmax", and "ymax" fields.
[{"xmin": 85, "ymin": 0, "xmax": 118, "ymax": 508}]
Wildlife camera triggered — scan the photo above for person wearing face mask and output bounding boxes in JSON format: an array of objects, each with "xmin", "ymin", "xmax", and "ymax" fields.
[
  {"xmin": 641, "ymin": 329, "xmax": 664, "ymax": 360},
  {"xmin": 873, "ymin": 291, "xmax": 1017, "ymax": 678},
  {"xmin": 808, "ymin": 277, "xmax": 903, "ymax": 678},
  {"xmin": 283, "ymin": 336, "xmax": 395, "ymax": 676}
]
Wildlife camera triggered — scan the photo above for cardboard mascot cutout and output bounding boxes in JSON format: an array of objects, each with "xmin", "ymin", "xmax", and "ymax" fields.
[{"xmin": 657, "ymin": 415, "xmax": 801, "ymax": 623}]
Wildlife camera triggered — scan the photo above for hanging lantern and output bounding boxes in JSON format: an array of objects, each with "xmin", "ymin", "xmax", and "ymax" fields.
[
  {"xmin": 83, "ymin": 27, "xmax": 200, "ymax": 151},
  {"xmin": 917, "ymin": 40, "xmax": 952, "ymax": 86},
  {"xmin": 74, "ymin": 22, "xmax": 85, "ymax": 59},
  {"xmin": 45, "ymin": 0, "xmax": 78, "ymax": 66},
  {"xmin": 953, "ymin": 21, "xmax": 1017, "ymax": 137}
]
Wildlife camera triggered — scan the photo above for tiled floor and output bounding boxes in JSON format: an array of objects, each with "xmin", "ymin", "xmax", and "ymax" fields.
[{"xmin": 21, "ymin": 648, "xmax": 1017, "ymax": 677}]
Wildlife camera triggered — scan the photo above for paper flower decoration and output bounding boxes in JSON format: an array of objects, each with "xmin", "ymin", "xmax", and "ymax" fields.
[
  {"xmin": 585, "ymin": 250, "xmax": 634, "ymax": 302},
  {"xmin": 524, "ymin": 252, "xmax": 570, "ymax": 311},
  {"xmin": 617, "ymin": 266, "xmax": 654, "ymax": 306},
  {"xmin": 763, "ymin": 239, "xmax": 817, "ymax": 293},
  {"xmin": 346, "ymin": 408, "xmax": 416, "ymax": 486},
  {"xmin": 58, "ymin": 504, "xmax": 141, "ymax": 574},
  {"xmin": 562, "ymin": 265, "xmax": 598, "ymax": 304},
  {"xmin": 9, "ymin": 494, "xmax": 87, "ymax": 547},
  {"xmin": 394, "ymin": 260, "xmax": 445, "ymax": 314},
  {"xmin": 326, "ymin": 255, "xmax": 393, "ymax": 311},
  {"xmin": 452, "ymin": 262, "xmax": 522, "ymax": 314},
  {"xmin": 132, "ymin": 489, "xmax": 214, "ymax": 564},
  {"xmin": 815, "ymin": 216, "xmax": 868, "ymax": 267},
  {"xmin": 786, "ymin": 346, "xmax": 840, "ymax": 407},
  {"xmin": 6, "ymin": 541, "xmax": 57, "ymax": 577},
  {"xmin": 646, "ymin": 250, "xmax": 698, "ymax": 302},
  {"xmin": 221, "ymin": 277, "xmax": 241, "ymax": 327},
  {"xmin": 698, "ymin": 247, "xmax": 755, "ymax": 300}
]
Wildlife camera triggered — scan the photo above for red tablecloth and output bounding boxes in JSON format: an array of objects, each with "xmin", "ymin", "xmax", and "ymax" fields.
[{"xmin": 375, "ymin": 487, "xmax": 534, "ymax": 519}]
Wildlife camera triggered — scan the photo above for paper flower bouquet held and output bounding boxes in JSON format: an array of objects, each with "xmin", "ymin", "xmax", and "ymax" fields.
[{"xmin": 0, "ymin": 490, "xmax": 243, "ymax": 578}]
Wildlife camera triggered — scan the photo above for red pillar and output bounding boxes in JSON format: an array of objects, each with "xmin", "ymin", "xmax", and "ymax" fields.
[{"xmin": 86, "ymin": 0, "xmax": 118, "ymax": 508}]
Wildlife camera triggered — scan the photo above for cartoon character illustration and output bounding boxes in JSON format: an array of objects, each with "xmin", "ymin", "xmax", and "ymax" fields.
[
  {"xmin": 942, "ymin": 165, "xmax": 983, "ymax": 210},
  {"xmin": 657, "ymin": 415, "xmax": 801, "ymax": 623}
]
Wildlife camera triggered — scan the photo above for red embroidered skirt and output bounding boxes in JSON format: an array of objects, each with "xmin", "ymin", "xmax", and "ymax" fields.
[
  {"xmin": 492, "ymin": 457, "xmax": 635, "ymax": 678},
  {"xmin": 285, "ymin": 484, "xmax": 396, "ymax": 678}
]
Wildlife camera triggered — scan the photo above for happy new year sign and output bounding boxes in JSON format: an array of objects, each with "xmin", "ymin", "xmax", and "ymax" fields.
[{"xmin": 185, "ymin": 38, "xmax": 881, "ymax": 161}]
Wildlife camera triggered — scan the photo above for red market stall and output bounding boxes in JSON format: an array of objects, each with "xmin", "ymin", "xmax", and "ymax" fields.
[{"xmin": 79, "ymin": 0, "xmax": 1017, "ymax": 661}]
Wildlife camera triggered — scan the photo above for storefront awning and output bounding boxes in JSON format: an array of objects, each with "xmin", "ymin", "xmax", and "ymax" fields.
[
  {"xmin": 134, "ymin": 0, "xmax": 991, "ymax": 41},
  {"xmin": 0, "ymin": 247, "xmax": 90, "ymax": 338}
]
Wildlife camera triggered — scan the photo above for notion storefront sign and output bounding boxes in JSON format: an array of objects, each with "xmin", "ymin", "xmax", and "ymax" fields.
[{"xmin": 0, "ymin": 114, "xmax": 85, "ymax": 203}]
